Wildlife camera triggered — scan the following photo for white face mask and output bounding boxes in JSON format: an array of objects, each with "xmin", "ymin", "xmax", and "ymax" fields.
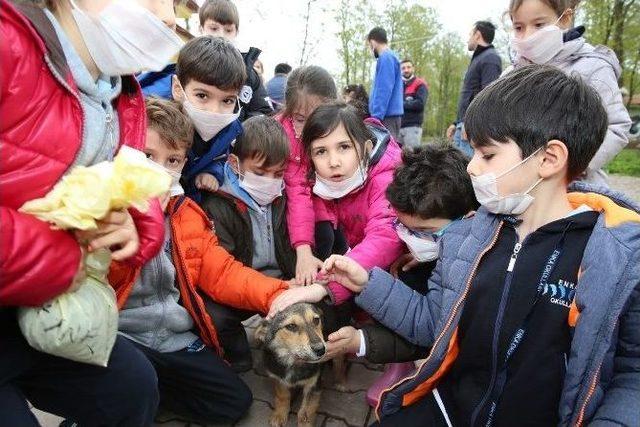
[
  {"xmin": 182, "ymin": 99, "xmax": 241, "ymax": 141},
  {"xmin": 236, "ymin": 166, "xmax": 284, "ymax": 206},
  {"xmin": 510, "ymin": 14, "xmax": 565, "ymax": 64},
  {"xmin": 69, "ymin": 0, "xmax": 183, "ymax": 76},
  {"xmin": 395, "ymin": 225, "xmax": 440, "ymax": 262},
  {"xmin": 313, "ymin": 165, "xmax": 367, "ymax": 200},
  {"xmin": 471, "ymin": 148, "xmax": 543, "ymax": 215},
  {"xmin": 148, "ymin": 159, "xmax": 184, "ymax": 197}
]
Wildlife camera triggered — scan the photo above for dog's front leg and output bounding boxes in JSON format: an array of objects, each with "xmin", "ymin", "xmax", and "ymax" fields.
[
  {"xmin": 270, "ymin": 380, "xmax": 291, "ymax": 427},
  {"xmin": 297, "ymin": 378, "xmax": 321, "ymax": 427},
  {"xmin": 332, "ymin": 355, "xmax": 348, "ymax": 392}
]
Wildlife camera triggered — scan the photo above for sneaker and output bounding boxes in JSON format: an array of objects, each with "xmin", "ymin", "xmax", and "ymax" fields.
[{"xmin": 366, "ymin": 362, "xmax": 416, "ymax": 408}]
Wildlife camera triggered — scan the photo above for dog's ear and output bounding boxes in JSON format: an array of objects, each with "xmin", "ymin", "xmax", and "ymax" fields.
[
  {"xmin": 253, "ymin": 318, "xmax": 269, "ymax": 346},
  {"xmin": 312, "ymin": 304, "xmax": 323, "ymax": 318}
]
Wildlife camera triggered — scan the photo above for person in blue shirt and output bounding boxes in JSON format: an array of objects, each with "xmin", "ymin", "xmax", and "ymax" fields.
[
  {"xmin": 266, "ymin": 63, "xmax": 292, "ymax": 112},
  {"xmin": 366, "ymin": 27, "xmax": 404, "ymax": 140}
]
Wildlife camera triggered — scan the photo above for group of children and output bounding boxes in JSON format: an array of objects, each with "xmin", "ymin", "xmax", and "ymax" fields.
[{"xmin": 2, "ymin": 0, "xmax": 639, "ymax": 425}]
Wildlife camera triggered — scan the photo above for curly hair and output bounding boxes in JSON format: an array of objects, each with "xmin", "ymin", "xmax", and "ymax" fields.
[{"xmin": 386, "ymin": 145, "xmax": 479, "ymax": 219}]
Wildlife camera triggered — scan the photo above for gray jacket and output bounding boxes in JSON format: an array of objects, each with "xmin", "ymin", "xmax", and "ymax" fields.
[
  {"xmin": 356, "ymin": 182, "xmax": 640, "ymax": 425},
  {"xmin": 516, "ymin": 38, "xmax": 632, "ymax": 186}
]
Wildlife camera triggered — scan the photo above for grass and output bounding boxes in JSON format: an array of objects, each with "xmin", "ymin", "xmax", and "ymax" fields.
[{"xmin": 605, "ymin": 148, "xmax": 640, "ymax": 177}]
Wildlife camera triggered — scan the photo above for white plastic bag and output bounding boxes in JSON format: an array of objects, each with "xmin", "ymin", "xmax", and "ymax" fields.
[{"xmin": 17, "ymin": 249, "xmax": 118, "ymax": 367}]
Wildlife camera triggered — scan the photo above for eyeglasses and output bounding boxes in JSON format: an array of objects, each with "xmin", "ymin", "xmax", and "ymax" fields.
[{"xmin": 393, "ymin": 217, "xmax": 462, "ymax": 241}]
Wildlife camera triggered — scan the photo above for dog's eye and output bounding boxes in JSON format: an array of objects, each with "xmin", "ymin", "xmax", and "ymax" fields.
[
  {"xmin": 313, "ymin": 317, "xmax": 320, "ymax": 326},
  {"xmin": 285, "ymin": 323, "xmax": 298, "ymax": 332}
]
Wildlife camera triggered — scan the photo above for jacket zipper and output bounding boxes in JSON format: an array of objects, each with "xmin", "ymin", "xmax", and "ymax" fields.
[
  {"xmin": 470, "ymin": 239, "xmax": 523, "ymax": 426},
  {"xmin": 169, "ymin": 208, "xmax": 221, "ymax": 354},
  {"xmin": 375, "ymin": 221, "xmax": 504, "ymax": 420},
  {"xmin": 575, "ymin": 363, "xmax": 602, "ymax": 426},
  {"xmin": 43, "ymin": 54, "xmax": 85, "ymax": 173}
]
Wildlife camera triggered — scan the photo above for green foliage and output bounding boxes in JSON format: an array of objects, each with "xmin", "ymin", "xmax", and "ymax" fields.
[
  {"xmin": 334, "ymin": 0, "xmax": 469, "ymax": 138},
  {"xmin": 605, "ymin": 149, "xmax": 640, "ymax": 176}
]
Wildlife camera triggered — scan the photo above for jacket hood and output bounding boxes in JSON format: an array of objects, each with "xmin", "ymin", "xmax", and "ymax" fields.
[
  {"xmin": 567, "ymin": 181, "xmax": 640, "ymax": 228},
  {"xmin": 219, "ymin": 162, "xmax": 264, "ymax": 211},
  {"xmin": 364, "ymin": 117, "xmax": 402, "ymax": 177}
]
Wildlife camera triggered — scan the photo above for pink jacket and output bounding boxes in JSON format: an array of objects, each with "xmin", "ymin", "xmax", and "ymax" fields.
[
  {"xmin": 279, "ymin": 115, "xmax": 334, "ymax": 248},
  {"xmin": 323, "ymin": 119, "xmax": 405, "ymax": 304}
]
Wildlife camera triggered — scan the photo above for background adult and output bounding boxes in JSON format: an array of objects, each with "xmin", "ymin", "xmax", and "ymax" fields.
[
  {"xmin": 447, "ymin": 21, "xmax": 502, "ymax": 157},
  {"xmin": 366, "ymin": 27, "xmax": 404, "ymax": 140},
  {"xmin": 399, "ymin": 59, "xmax": 428, "ymax": 147},
  {"xmin": 266, "ymin": 62, "xmax": 292, "ymax": 112}
]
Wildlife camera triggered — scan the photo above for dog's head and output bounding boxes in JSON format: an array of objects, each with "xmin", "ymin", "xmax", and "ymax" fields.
[{"xmin": 256, "ymin": 303, "xmax": 325, "ymax": 365}]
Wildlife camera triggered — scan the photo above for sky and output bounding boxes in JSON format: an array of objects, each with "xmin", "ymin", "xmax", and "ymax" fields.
[{"xmin": 190, "ymin": 0, "xmax": 510, "ymax": 80}]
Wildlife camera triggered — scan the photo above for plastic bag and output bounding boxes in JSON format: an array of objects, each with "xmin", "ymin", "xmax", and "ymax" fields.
[
  {"xmin": 17, "ymin": 249, "xmax": 118, "ymax": 367},
  {"xmin": 17, "ymin": 147, "xmax": 170, "ymax": 366}
]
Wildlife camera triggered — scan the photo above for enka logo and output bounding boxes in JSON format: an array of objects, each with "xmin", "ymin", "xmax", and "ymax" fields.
[{"xmin": 541, "ymin": 279, "xmax": 576, "ymax": 308}]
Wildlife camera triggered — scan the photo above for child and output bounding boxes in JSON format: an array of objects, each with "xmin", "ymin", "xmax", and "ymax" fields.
[
  {"xmin": 278, "ymin": 65, "xmax": 340, "ymax": 286},
  {"xmin": 1, "ymin": 1, "xmax": 171, "ymax": 424},
  {"xmin": 319, "ymin": 65, "xmax": 640, "ymax": 426},
  {"xmin": 198, "ymin": 0, "xmax": 273, "ymax": 120},
  {"xmin": 110, "ymin": 98, "xmax": 291, "ymax": 424},
  {"xmin": 199, "ymin": 116, "xmax": 295, "ymax": 371},
  {"xmin": 171, "ymin": 35, "xmax": 246, "ymax": 201},
  {"xmin": 269, "ymin": 102, "xmax": 405, "ymax": 312},
  {"xmin": 509, "ymin": 0, "xmax": 632, "ymax": 186},
  {"xmin": 343, "ymin": 84, "xmax": 370, "ymax": 117},
  {"xmin": 326, "ymin": 144, "xmax": 480, "ymax": 408}
]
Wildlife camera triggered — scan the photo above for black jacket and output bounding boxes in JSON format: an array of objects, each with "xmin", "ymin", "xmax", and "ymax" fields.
[
  {"xmin": 456, "ymin": 45, "xmax": 502, "ymax": 123},
  {"xmin": 401, "ymin": 76, "xmax": 428, "ymax": 128},
  {"xmin": 199, "ymin": 191, "xmax": 296, "ymax": 279},
  {"xmin": 240, "ymin": 48, "xmax": 273, "ymax": 121},
  {"xmin": 361, "ymin": 261, "xmax": 435, "ymax": 363}
]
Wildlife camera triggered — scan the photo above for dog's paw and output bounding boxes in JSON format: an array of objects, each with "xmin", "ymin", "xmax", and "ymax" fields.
[
  {"xmin": 269, "ymin": 411, "xmax": 288, "ymax": 427},
  {"xmin": 297, "ymin": 412, "xmax": 315, "ymax": 427},
  {"xmin": 334, "ymin": 381, "xmax": 349, "ymax": 392}
]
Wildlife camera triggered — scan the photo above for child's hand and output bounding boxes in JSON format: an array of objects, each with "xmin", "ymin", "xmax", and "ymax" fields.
[
  {"xmin": 195, "ymin": 173, "xmax": 219, "ymax": 192},
  {"xmin": 75, "ymin": 209, "xmax": 139, "ymax": 261},
  {"xmin": 320, "ymin": 255, "xmax": 368, "ymax": 293},
  {"xmin": 267, "ymin": 283, "xmax": 328, "ymax": 319},
  {"xmin": 295, "ymin": 245, "xmax": 324, "ymax": 286},
  {"xmin": 390, "ymin": 253, "xmax": 420, "ymax": 278},
  {"xmin": 323, "ymin": 326, "xmax": 361, "ymax": 360}
]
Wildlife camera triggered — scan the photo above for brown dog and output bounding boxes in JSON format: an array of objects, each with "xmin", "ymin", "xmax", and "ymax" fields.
[{"xmin": 256, "ymin": 303, "xmax": 346, "ymax": 427}]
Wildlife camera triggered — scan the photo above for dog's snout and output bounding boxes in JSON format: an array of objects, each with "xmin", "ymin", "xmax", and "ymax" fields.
[{"xmin": 311, "ymin": 343, "xmax": 325, "ymax": 357}]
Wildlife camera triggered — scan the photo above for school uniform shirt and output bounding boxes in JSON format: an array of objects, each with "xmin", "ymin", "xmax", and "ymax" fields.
[{"xmin": 438, "ymin": 207, "xmax": 599, "ymax": 426}]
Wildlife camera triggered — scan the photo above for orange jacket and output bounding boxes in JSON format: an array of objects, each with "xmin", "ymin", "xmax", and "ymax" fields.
[{"xmin": 109, "ymin": 196, "xmax": 288, "ymax": 354}]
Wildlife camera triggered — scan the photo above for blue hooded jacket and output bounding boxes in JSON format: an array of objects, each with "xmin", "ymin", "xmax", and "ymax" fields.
[{"xmin": 356, "ymin": 182, "xmax": 640, "ymax": 426}]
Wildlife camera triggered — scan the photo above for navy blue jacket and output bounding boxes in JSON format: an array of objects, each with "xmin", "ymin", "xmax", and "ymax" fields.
[
  {"xmin": 456, "ymin": 45, "xmax": 502, "ymax": 123},
  {"xmin": 401, "ymin": 76, "xmax": 428, "ymax": 128}
]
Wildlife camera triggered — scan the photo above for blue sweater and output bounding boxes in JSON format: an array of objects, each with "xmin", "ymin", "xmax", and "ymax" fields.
[{"xmin": 369, "ymin": 49, "xmax": 404, "ymax": 120}]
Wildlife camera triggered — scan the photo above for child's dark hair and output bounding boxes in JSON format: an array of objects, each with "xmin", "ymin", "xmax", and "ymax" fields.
[
  {"xmin": 145, "ymin": 97, "xmax": 194, "ymax": 151},
  {"xmin": 387, "ymin": 145, "xmax": 479, "ymax": 220},
  {"xmin": 301, "ymin": 102, "xmax": 374, "ymax": 173},
  {"xmin": 474, "ymin": 21, "xmax": 496, "ymax": 44},
  {"xmin": 465, "ymin": 64, "xmax": 607, "ymax": 182},
  {"xmin": 232, "ymin": 116, "xmax": 290, "ymax": 168},
  {"xmin": 199, "ymin": 0, "xmax": 239, "ymax": 29},
  {"xmin": 509, "ymin": 0, "xmax": 580, "ymax": 16},
  {"xmin": 367, "ymin": 27, "xmax": 388, "ymax": 44},
  {"xmin": 343, "ymin": 84, "xmax": 370, "ymax": 117},
  {"xmin": 176, "ymin": 36, "xmax": 246, "ymax": 91},
  {"xmin": 283, "ymin": 66, "xmax": 337, "ymax": 118}
]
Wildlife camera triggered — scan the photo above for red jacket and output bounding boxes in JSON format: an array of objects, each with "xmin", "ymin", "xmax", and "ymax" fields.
[
  {"xmin": 0, "ymin": 1, "xmax": 164, "ymax": 306},
  {"xmin": 109, "ymin": 197, "xmax": 288, "ymax": 354}
]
